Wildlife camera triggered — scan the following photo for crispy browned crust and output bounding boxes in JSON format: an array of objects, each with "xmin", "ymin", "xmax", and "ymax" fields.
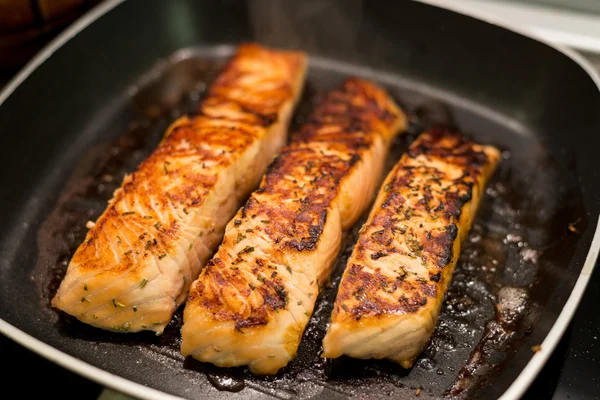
[
  {"xmin": 186, "ymin": 78, "xmax": 405, "ymax": 339},
  {"xmin": 329, "ymin": 127, "xmax": 500, "ymax": 334},
  {"xmin": 71, "ymin": 44, "xmax": 306, "ymax": 276}
]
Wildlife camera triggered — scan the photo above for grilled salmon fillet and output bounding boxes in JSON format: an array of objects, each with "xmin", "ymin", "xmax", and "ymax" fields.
[
  {"xmin": 322, "ymin": 127, "xmax": 500, "ymax": 367},
  {"xmin": 51, "ymin": 44, "xmax": 307, "ymax": 334},
  {"xmin": 180, "ymin": 78, "xmax": 406, "ymax": 374}
]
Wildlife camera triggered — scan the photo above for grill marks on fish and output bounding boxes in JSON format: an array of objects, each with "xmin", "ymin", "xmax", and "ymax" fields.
[
  {"xmin": 51, "ymin": 44, "xmax": 307, "ymax": 334},
  {"xmin": 322, "ymin": 127, "xmax": 500, "ymax": 368},
  {"xmin": 181, "ymin": 78, "xmax": 407, "ymax": 375}
]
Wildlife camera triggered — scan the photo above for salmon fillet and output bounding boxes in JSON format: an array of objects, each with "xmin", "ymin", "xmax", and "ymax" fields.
[
  {"xmin": 51, "ymin": 44, "xmax": 307, "ymax": 334},
  {"xmin": 180, "ymin": 78, "xmax": 406, "ymax": 374},
  {"xmin": 322, "ymin": 127, "xmax": 500, "ymax": 367}
]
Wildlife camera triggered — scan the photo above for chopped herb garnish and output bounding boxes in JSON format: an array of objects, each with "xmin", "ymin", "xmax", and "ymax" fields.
[
  {"xmin": 83, "ymin": 283, "xmax": 88, "ymax": 291},
  {"xmin": 124, "ymin": 250, "xmax": 133, "ymax": 256},
  {"xmin": 121, "ymin": 211, "xmax": 135, "ymax": 216},
  {"xmin": 123, "ymin": 322, "xmax": 131, "ymax": 330},
  {"xmin": 384, "ymin": 183, "xmax": 392, "ymax": 192},
  {"xmin": 163, "ymin": 163, "xmax": 168, "ymax": 174},
  {"xmin": 268, "ymin": 354, "xmax": 275, "ymax": 358},
  {"xmin": 297, "ymin": 300, "xmax": 303, "ymax": 306},
  {"xmin": 116, "ymin": 236, "xmax": 122, "ymax": 244},
  {"xmin": 285, "ymin": 265, "xmax": 292, "ymax": 274},
  {"xmin": 159, "ymin": 253, "xmax": 167, "ymax": 259},
  {"xmin": 140, "ymin": 278, "xmax": 148, "ymax": 288},
  {"xmin": 260, "ymin": 220, "xmax": 270, "ymax": 224},
  {"xmin": 237, "ymin": 246, "xmax": 254, "ymax": 256},
  {"xmin": 308, "ymin": 293, "xmax": 313, "ymax": 298},
  {"xmin": 188, "ymin": 243, "xmax": 193, "ymax": 251},
  {"xmin": 235, "ymin": 232, "xmax": 246, "ymax": 244},
  {"xmin": 257, "ymin": 275, "xmax": 266, "ymax": 283},
  {"xmin": 112, "ymin": 299, "xmax": 125, "ymax": 308},
  {"xmin": 133, "ymin": 306, "xmax": 138, "ymax": 312},
  {"xmin": 154, "ymin": 222, "xmax": 162, "ymax": 230},
  {"xmin": 81, "ymin": 297, "xmax": 88, "ymax": 303},
  {"xmin": 304, "ymin": 312, "xmax": 309, "ymax": 317},
  {"xmin": 341, "ymin": 304, "xmax": 349, "ymax": 312},
  {"xmin": 141, "ymin": 324, "xmax": 147, "ymax": 329},
  {"xmin": 143, "ymin": 215, "xmax": 153, "ymax": 219},
  {"xmin": 249, "ymin": 283, "xmax": 256, "ymax": 290},
  {"xmin": 152, "ymin": 321, "xmax": 162, "ymax": 326},
  {"xmin": 183, "ymin": 208, "xmax": 189, "ymax": 215}
]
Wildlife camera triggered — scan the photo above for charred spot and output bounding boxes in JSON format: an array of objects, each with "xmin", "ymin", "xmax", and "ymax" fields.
[
  {"xmin": 348, "ymin": 153, "xmax": 361, "ymax": 166},
  {"xmin": 234, "ymin": 315, "xmax": 268, "ymax": 332},
  {"xmin": 430, "ymin": 272, "xmax": 441, "ymax": 282},
  {"xmin": 434, "ymin": 202, "xmax": 445, "ymax": 212},
  {"xmin": 422, "ymin": 224, "xmax": 457, "ymax": 267},
  {"xmin": 371, "ymin": 251, "xmax": 388, "ymax": 260},
  {"xmin": 234, "ymin": 219, "xmax": 241, "ymax": 226}
]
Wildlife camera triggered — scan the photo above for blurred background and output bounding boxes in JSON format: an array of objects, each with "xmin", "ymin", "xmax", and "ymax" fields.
[
  {"xmin": 0, "ymin": 0, "xmax": 102, "ymax": 85},
  {"xmin": 0, "ymin": 0, "xmax": 599, "ymax": 399}
]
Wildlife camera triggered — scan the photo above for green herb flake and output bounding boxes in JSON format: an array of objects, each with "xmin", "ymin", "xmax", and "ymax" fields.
[
  {"xmin": 235, "ymin": 232, "xmax": 246, "ymax": 244},
  {"xmin": 112, "ymin": 299, "xmax": 125, "ymax": 308},
  {"xmin": 154, "ymin": 222, "xmax": 162, "ymax": 231},
  {"xmin": 140, "ymin": 278, "xmax": 148, "ymax": 289},
  {"xmin": 285, "ymin": 265, "xmax": 292, "ymax": 274},
  {"xmin": 141, "ymin": 324, "xmax": 147, "ymax": 329},
  {"xmin": 81, "ymin": 297, "xmax": 88, "ymax": 303},
  {"xmin": 158, "ymin": 253, "xmax": 167, "ymax": 259},
  {"xmin": 384, "ymin": 183, "xmax": 392, "ymax": 192},
  {"xmin": 188, "ymin": 243, "xmax": 193, "ymax": 251},
  {"xmin": 133, "ymin": 306, "xmax": 138, "ymax": 312},
  {"xmin": 237, "ymin": 246, "xmax": 254, "ymax": 256},
  {"xmin": 123, "ymin": 322, "xmax": 131, "ymax": 330},
  {"xmin": 249, "ymin": 283, "xmax": 256, "ymax": 290},
  {"xmin": 143, "ymin": 215, "xmax": 153, "ymax": 219},
  {"xmin": 163, "ymin": 163, "xmax": 169, "ymax": 175},
  {"xmin": 297, "ymin": 300, "xmax": 303, "ymax": 306},
  {"xmin": 260, "ymin": 220, "xmax": 270, "ymax": 224},
  {"xmin": 308, "ymin": 293, "xmax": 313, "ymax": 298},
  {"xmin": 304, "ymin": 312, "xmax": 309, "ymax": 317},
  {"xmin": 183, "ymin": 208, "xmax": 189, "ymax": 215},
  {"xmin": 83, "ymin": 283, "xmax": 88, "ymax": 291},
  {"xmin": 268, "ymin": 354, "xmax": 275, "ymax": 358},
  {"xmin": 152, "ymin": 321, "xmax": 162, "ymax": 326},
  {"xmin": 124, "ymin": 250, "xmax": 132, "ymax": 256},
  {"xmin": 121, "ymin": 211, "xmax": 136, "ymax": 216}
]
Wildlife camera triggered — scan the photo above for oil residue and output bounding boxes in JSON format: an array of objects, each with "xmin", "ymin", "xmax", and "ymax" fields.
[{"xmin": 36, "ymin": 50, "xmax": 584, "ymax": 399}]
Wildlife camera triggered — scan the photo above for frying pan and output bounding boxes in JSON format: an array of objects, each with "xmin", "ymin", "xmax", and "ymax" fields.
[{"xmin": 1, "ymin": 0, "xmax": 599, "ymax": 399}]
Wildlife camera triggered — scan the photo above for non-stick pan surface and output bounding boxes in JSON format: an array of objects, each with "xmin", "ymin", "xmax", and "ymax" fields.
[{"xmin": 1, "ymin": 1, "xmax": 600, "ymax": 399}]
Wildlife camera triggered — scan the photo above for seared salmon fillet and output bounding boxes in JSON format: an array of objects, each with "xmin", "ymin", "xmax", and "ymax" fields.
[
  {"xmin": 322, "ymin": 127, "xmax": 500, "ymax": 367},
  {"xmin": 180, "ymin": 78, "xmax": 406, "ymax": 374},
  {"xmin": 51, "ymin": 44, "xmax": 307, "ymax": 334}
]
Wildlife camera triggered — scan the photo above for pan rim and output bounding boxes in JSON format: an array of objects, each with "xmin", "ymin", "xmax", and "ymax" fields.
[{"xmin": 0, "ymin": 0, "xmax": 599, "ymax": 399}]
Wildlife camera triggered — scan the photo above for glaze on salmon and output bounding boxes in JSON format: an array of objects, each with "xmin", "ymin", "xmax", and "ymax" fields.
[
  {"xmin": 322, "ymin": 127, "xmax": 500, "ymax": 367},
  {"xmin": 180, "ymin": 78, "xmax": 406, "ymax": 374},
  {"xmin": 51, "ymin": 44, "xmax": 307, "ymax": 334}
]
